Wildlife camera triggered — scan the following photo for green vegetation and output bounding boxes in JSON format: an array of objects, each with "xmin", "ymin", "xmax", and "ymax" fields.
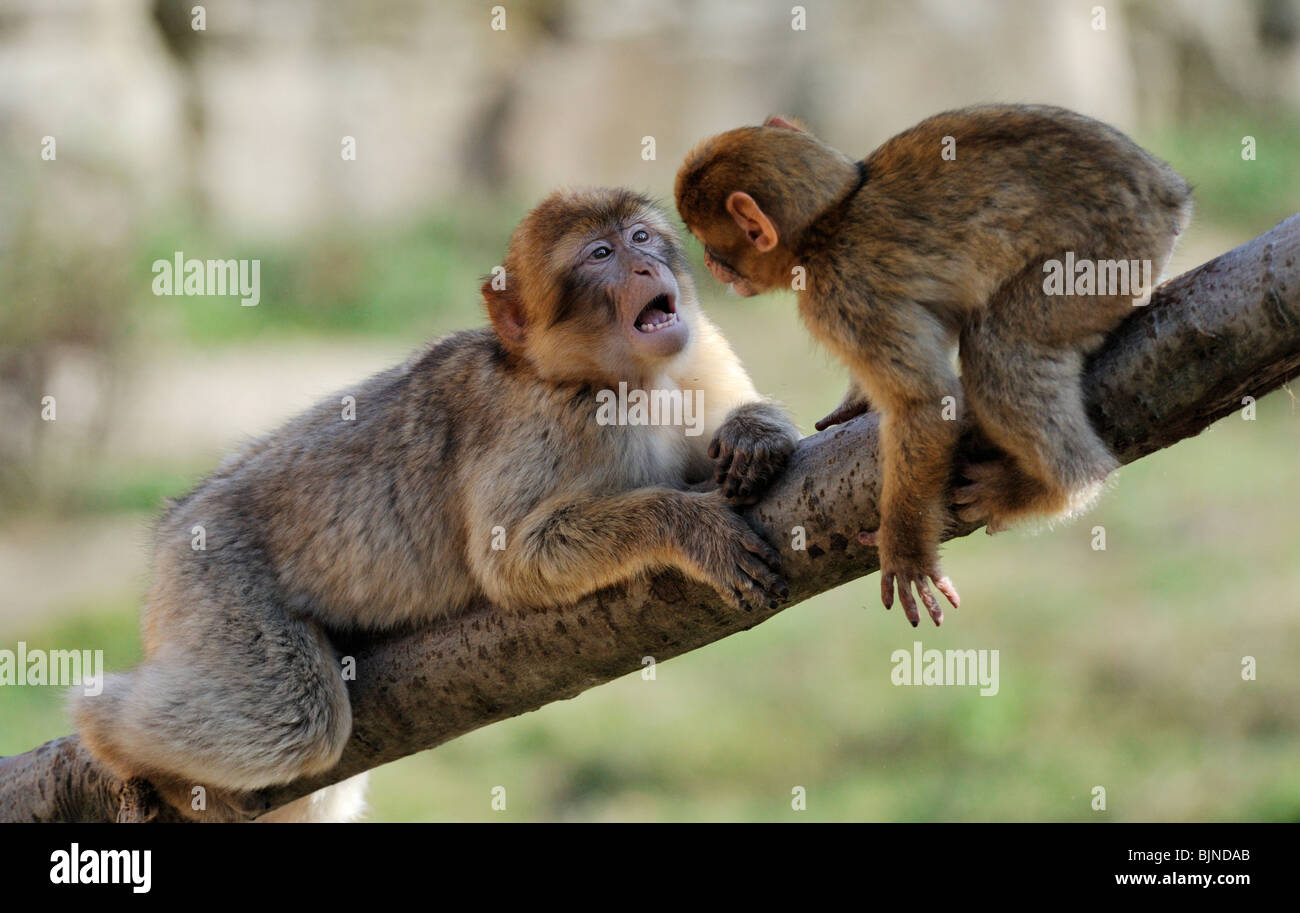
[
  {"xmin": 1148, "ymin": 112, "xmax": 1300, "ymax": 234},
  {"xmin": 132, "ymin": 200, "xmax": 524, "ymax": 346}
]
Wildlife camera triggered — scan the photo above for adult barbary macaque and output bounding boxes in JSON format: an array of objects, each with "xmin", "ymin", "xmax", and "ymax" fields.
[
  {"xmin": 675, "ymin": 105, "xmax": 1191, "ymax": 626},
  {"xmin": 76, "ymin": 188, "xmax": 798, "ymax": 821}
]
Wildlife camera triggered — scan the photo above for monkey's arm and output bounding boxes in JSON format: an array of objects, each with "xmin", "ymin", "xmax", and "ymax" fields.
[
  {"xmin": 843, "ymin": 302, "xmax": 962, "ymax": 625},
  {"xmin": 471, "ymin": 488, "xmax": 787, "ymax": 614}
]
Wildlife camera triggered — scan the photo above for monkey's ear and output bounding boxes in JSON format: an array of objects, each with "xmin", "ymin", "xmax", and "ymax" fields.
[
  {"xmin": 725, "ymin": 192, "xmax": 779, "ymax": 252},
  {"xmin": 763, "ymin": 114, "xmax": 807, "ymax": 132},
  {"xmin": 482, "ymin": 280, "xmax": 527, "ymax": 349}
]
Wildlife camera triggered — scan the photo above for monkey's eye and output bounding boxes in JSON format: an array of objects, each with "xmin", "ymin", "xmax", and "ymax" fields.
[
  {"xmin": 631, "ymin": 228, "xmax": 650, "ymax": 243},
  {"xmin": 590, "ymin": 245, "xmax": 613, "ymax": 261}
]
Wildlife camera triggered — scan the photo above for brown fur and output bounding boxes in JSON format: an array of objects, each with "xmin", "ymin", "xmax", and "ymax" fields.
[
  {"xmin": 676, "ymin": 104, "xmax": 1192, "ymax": 626},
  {"xmin": 76, "ymin": 188, "xmax": 798, "ymax": 819}
]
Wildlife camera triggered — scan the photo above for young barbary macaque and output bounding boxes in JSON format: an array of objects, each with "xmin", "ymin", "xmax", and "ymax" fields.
[
  {"xmin": 76, "ymin": 188, "xmax": 798, "ymax": 821},
  {"xmin": 676, "ymin": 105, "xmax": 1191, "ymax": 626}
]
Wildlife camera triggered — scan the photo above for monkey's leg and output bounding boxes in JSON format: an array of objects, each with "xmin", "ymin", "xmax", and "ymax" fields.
[
  {"xmin": 841, "ymin": 304, "xmax": 963, "ymax": 625},
  {"xmin": 958, "ymin": 318, "xmax": 1118, "ymax": 530},
  {"xmin": 76, "ymin": 580, "xmax": 352, "ymax": 810},
  {"xmin": 863, "ymin": 392, "xmax": 965, "ymax": 624}
]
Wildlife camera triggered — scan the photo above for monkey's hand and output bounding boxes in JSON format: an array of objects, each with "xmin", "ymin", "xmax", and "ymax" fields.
[
  {"xmin": 814, "ymin": 387, "xmax": 873, "ymax": 431},
  {"xmin": 709, "ymin": 403, "xmax": 798, "ymax": 505},
  {"xmin": 858, "ymin": 528, "xmax": 959, "ymax": 627},
  {"xmin": 680, "ymin": 491, "xmax": 789, "ymax": 611}
]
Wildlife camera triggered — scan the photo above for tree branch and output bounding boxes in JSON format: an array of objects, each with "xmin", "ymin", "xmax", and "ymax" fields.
[{"xmin": 3, "ymin": 216, "xmax": 1298, "ymax": 823}]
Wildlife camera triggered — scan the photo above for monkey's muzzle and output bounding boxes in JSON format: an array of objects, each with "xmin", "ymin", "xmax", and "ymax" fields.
[{"xmin": 634, "ymin": 293, "xmax": 679, "ymax": 333}]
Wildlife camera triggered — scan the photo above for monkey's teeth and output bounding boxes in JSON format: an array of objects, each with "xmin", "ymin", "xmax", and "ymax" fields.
[{"xmin": 637, "ymin": 313, "xmax": 679, "ymax": 333}]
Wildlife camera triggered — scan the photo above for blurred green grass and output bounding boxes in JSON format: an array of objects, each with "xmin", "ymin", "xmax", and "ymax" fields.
[
  {"xmin": 1149, "ymin": 113, "xmax": 1300, "ymax": 234},
  {"xmin": 2, "ymin": 111, "xmax": 1299, "ymax": 820},
  {"xmin": 130, "ymin": 200, "xmax": 524, "ymax": 347}
]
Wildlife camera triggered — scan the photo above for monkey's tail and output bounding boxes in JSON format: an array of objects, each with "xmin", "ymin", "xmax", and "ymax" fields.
[{"xmin": 74, "ymin": 654, "xmax": 351, "ymax": 794}]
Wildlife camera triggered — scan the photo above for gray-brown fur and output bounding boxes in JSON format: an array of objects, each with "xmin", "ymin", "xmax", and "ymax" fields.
[
  {"xmin": 76, "ymin": 188, "xmax": 798, "ymax": 819},
  {"xmin": 676, "ymin": 105, "xmax": 1192, "ymax": 626}
]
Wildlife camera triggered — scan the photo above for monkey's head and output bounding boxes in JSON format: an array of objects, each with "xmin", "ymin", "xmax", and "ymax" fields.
[
  {"xmin": 675, "ymin": 115, "xmax": 860, "ymax": 297},
  {"xmin": 483, "ymin": 188, "xmax": 699, "ymax": 387}
]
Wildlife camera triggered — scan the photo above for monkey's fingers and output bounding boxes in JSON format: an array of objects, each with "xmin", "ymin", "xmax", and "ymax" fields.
[
  {"xmin": 713, "ymin": 446, "xmax": 735, "ymax": 484},
  {"xmin": 738, "ymin": 560, "xmax": 789, "ymax": 608},
  {"xmin": 736, "ymin": 537, "xmax": 786, "ymax": 583},
  {"xmin": 739, "ymin": 527, "xmax": 784, "ymax": 574},
  {"xmin": 723, "ymin": 586, "xmax": 753, "ymax": 613},
  {"xmin": 954, "ymin": 482, "xmax": 995, "ymax": 525},
  {"xmin": 727, "ymin": 447, "xmax": 783, "ymax": 502},
  {"xmin": 715, "ymin": 554, "xmax": 787, "ymax": 611},
  {"xmin": 858, "ymin": 529, "xmax": 880, "ymax": 547},
  {"xmin": 916, "ymin": 578, "xmax": 943, "ymax": 626},
  {"xmin": 707, "ymin": 436, "xmax": 721, "ymax": 460},
  {"xmin": 722, "ymin": 450, "xmax": 751, "ymax": 498},
  {"xmin": 931, "ymin": 574, "xmax": 960, "ymax": 610},
  {"xmin": 896, "ymin": 579, "xmax": 921, "ymax": 627}
]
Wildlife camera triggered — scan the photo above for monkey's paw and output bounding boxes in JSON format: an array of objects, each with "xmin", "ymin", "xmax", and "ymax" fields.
[
  {"xmin": 953, "ymin": 460, "xmax": 1019, "ymax": 534},
  {"xmin": 858, "ymin": 529, "xmax": 959, "ymax": 627},
  {"xmin": 708, "ymin": 414, "xmax": 796, "ymax": 505},
  {"xmin": 686, "ymin": 495, "xmax": 790, "ymax": 611}
]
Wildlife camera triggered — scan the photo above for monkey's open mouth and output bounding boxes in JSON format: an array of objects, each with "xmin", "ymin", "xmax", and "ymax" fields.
[{"xmin": 634, "ymin": 293, "xmax": 679, "ymax": 333}]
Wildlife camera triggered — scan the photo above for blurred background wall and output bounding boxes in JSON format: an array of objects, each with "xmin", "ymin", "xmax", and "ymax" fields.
[{"xmin": 2, "ymin": 0, "xmax": 1298, "ymax": 821}]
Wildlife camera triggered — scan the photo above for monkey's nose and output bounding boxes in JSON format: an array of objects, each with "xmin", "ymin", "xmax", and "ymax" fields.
[{"xmin": 634, "ymin": 266, "xmax": 652, "ymax": 276}]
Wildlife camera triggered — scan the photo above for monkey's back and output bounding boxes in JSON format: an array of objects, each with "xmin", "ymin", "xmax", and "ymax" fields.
[
  {"xmin": 848, "ymin": 104, "xmax": 1191, "ymax": 317},
  {"xmin": 140, "ymin": 330, "xmax": 569, "ymax": 641}
]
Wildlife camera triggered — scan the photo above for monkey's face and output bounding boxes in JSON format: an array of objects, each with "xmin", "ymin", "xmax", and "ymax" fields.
[
  {"xmin": 571, "ymin": 220, "xmax": 692, "ymax": 362},
  {"xmin": 487, "ymin": 190, "xmax": 701, "ymax": 387},
  {"xmin": 699, "ymin": 232, "xmax": 763, "ymax": 297},
  {"xmin": 687, "ymin": 219, "xmax": 784, "ymax": 298}
]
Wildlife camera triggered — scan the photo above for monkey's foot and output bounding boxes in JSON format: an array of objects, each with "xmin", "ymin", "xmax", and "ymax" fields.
[
  {"xmin": 813, "ymin": 396, "xmax": 872, "ymax": 431},
  {"xmin": 953, "ymin": 460, "xmax": 1026, "ymax": 533},
  {"xmin": 858, "ymin": 530, "xmax": 959, "ymax": 626},
  {"xmin": 151, "ymin": 777, "xmax": 275, "ymax": 822}
]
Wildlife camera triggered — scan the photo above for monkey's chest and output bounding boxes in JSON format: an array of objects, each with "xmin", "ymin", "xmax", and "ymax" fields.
[{"xmin": 604, "ymin": 422, "xmax": 697, "ymax": 488}]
